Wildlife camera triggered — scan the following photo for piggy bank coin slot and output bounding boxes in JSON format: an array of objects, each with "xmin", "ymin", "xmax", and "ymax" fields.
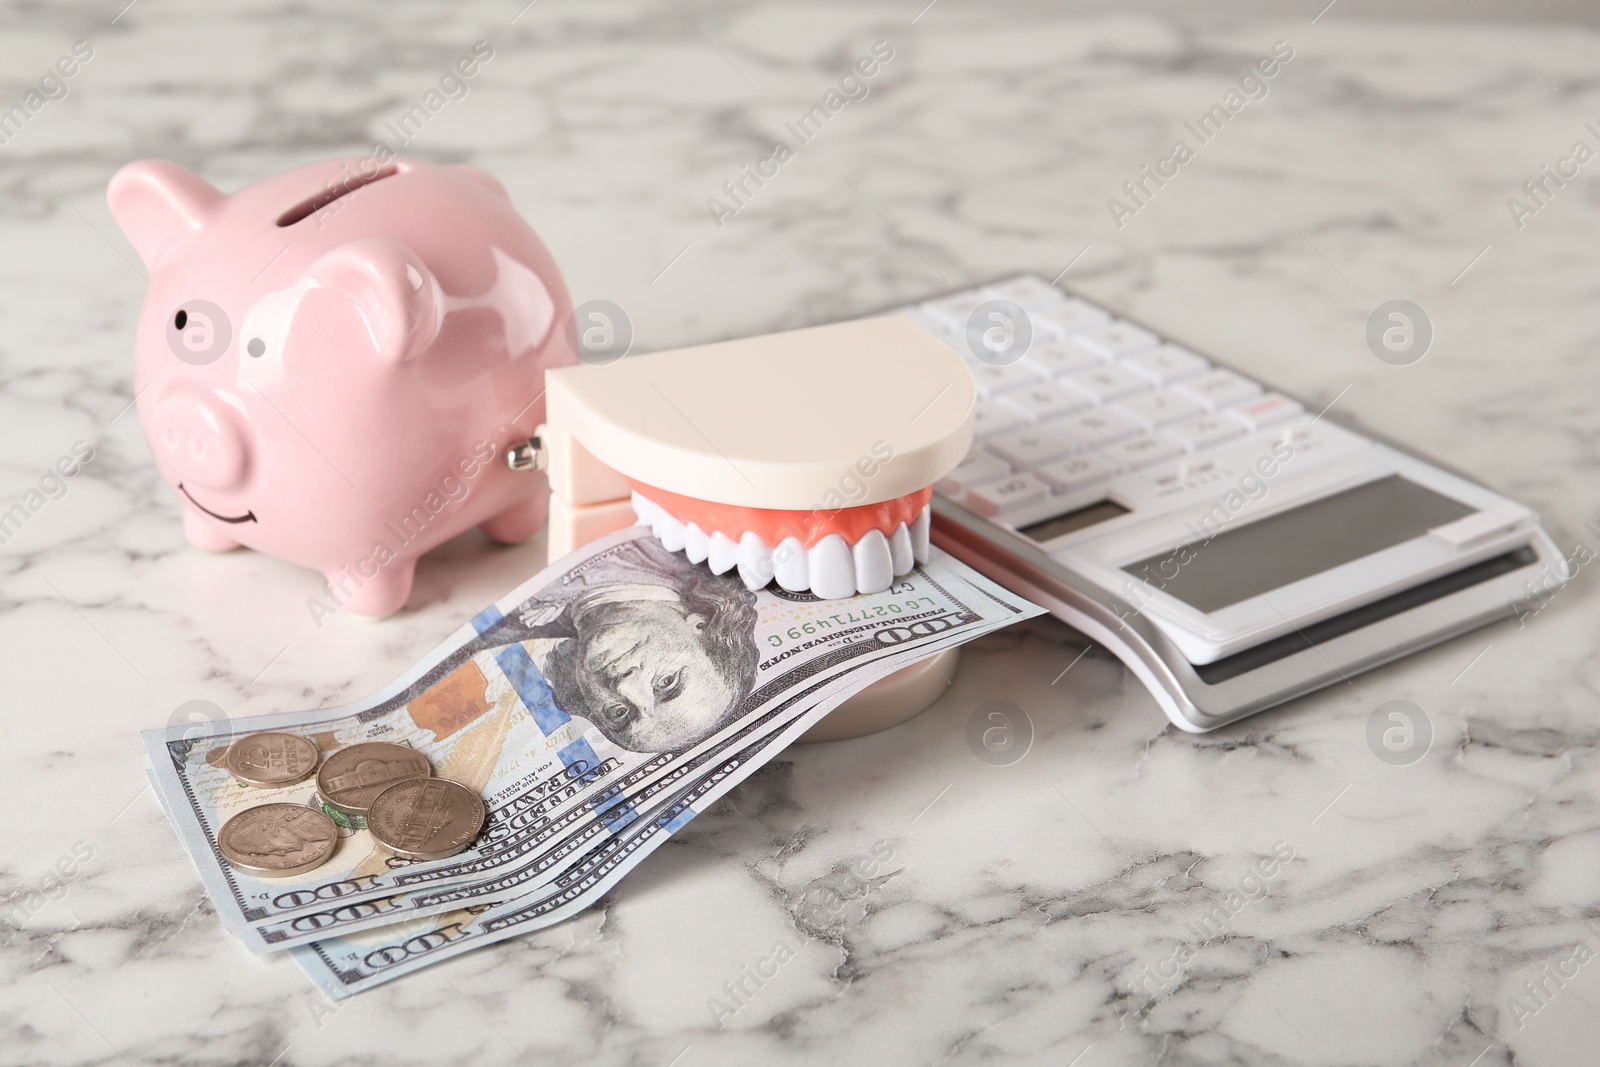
[{"xmin": 276, "ymin": 164, "xmax": 399, "ymax": 227}]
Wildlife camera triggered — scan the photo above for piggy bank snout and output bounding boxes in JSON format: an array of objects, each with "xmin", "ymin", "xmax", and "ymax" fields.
[{"xmin": 149, "ymin": 391, "xmax": 250, "ymax": 489}]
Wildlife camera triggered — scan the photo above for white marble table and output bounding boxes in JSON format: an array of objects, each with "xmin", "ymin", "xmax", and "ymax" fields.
[{"xmin": 3, "ymin": 2, "xmax": 1598, "ymax": 1064}]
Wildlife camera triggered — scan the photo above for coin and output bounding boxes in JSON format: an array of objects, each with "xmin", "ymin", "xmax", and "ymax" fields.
[
  {"xmin": 217, "ymin": 804, "xmax": 338, "ymax": 877},
  {"xmin": 315, "ymin": 742, "xmax": 431, "ymax": 817},
  {"xmin": 366, "ymin": 778, "xmax": 486, "ymax": 861},
  {"xmin": 224, "ymin": 731, "xmax": 320, "ymax": 787}
]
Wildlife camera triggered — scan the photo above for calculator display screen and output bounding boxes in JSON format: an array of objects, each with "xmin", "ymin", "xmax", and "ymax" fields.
[
  {"xmin": 1018, "ymin": 500, "xmax": 1131, "ymax": 542},
  {"xmin": 1121, "ymin": 476, "xmax": 1476, "ymax": 614}
]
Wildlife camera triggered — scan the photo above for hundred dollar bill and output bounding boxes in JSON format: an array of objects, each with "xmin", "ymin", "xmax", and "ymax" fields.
[
  {"xmin": 144, "ymin": 529, "xmax": 1042, "ymax": 942},
  {"xmin": 287, "ymin": 638, "xmax": 981, "ymax": 998},
  {"xmin": 242, "ymin": 568, "xmax": 1019, "ymax": 950},
  {"xmin": 238, "ymin": 627, "xmax": 972, "ymax": 953},
  {"xmin": 241, "ymin": 627, "xmax": 982, "ymax": 952},
  {"xmin": 240, "ymin": 639, "xmax": 934, "ymax": 947}
]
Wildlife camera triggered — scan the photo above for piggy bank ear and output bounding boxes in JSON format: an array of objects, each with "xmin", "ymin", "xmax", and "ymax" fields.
[
  {"xmin": 309, "ymin": 238, "xmax": 442, "ymax": 363},
  {"xmin": 107, "ymin": 160, "xmax": 224, "ymax": 271}
]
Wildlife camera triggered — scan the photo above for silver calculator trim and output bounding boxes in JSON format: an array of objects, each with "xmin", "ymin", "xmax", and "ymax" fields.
[{"xmin": 914, "ymin": 278, "xmax": 1567, "ymax": 732}]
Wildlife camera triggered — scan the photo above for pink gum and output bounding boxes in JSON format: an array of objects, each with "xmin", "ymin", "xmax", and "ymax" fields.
[{"xmin": 628, "ymin": 480, "xmax": 932, "ymax": 549}]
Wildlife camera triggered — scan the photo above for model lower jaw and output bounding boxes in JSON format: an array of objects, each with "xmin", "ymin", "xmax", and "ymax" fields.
[{"xmin": 630, "ymin": 489, "xmax": 931, "ymax": 599}]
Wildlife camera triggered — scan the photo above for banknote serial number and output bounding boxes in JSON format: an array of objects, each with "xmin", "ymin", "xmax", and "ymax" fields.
[{"xmin": 767, "ymin": 598, "xmax": 939, "ymax": 647}]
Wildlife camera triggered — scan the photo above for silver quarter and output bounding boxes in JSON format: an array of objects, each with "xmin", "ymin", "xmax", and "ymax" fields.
[{"xmin": 224, "ymin": 731, "xmax": 320, "ymax": 787}]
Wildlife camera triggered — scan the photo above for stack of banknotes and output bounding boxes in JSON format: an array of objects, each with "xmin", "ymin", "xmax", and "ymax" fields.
[{"xmin": 143, "ymin": 529, "xmax": 1043, "ymax": 997}]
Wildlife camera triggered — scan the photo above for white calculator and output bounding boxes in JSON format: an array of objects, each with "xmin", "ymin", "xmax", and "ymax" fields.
[{"xmin": 891, "ymin": 275, "xmax": 1568, "ymax": 732}]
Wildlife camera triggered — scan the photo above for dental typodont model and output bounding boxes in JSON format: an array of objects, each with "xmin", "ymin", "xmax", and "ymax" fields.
[{"xmin": 513, "ymin": 315, "xmax": 975, "ymax": 599}]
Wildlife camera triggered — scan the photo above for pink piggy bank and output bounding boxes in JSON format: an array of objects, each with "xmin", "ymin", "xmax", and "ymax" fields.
[{"xmin": 108, "ymin": 156, "xmax": 574, "ymax": 618}]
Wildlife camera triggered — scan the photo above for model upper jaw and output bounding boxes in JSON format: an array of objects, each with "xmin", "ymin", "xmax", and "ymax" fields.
[{"xmin": 629, "ymin": 484, "xmax": 931, "ymax": 599}]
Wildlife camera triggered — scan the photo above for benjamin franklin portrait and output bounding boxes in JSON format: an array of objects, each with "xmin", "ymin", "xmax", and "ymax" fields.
[{"xmin": 487, "ymin": 537, "xmax": 760, "ymax": 753}]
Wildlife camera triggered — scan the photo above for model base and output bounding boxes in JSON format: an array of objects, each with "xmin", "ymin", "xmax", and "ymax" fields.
[{"xmin": 798, "ymin": 646, "xmax": 960, "ymax": 743}]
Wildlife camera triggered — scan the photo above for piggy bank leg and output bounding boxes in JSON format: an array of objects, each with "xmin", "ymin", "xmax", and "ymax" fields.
[
  {"xmin": 481, "ymin": 494, "xmax": 548, "ymax": 545},
  {"xmin": 184, "ymin": 508, "xmax": 242, "ymax": 552},
  {"xmin": 332, "ymin": 563, "xmax": 415, "ymax": 619}
]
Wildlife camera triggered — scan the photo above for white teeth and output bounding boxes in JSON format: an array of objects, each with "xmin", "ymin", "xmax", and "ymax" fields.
[
  {"xmin": 889, "ymin": 522, "xmax": 914, "ymax": 576},
  {"xmin": 773, "ymin": 537, "xmax": 809, "ymax": 592},
  {"xmin": 737, "ymin": 531, "xmax": 774, "ymax": 591},
  {"xmin": 708, "ymin": 531, "xmax": 738, "ymax": 575},
  {"xmin": 654, "ymin": 510, "xmax": 685, "ymax": 552},
  {"xmin": 809, "ymin": 534, "xmax": 856, "ymax": 599},
  {"xmin": 684, "ymin": 522, "xmax": 709, "ymax": 564},
  {"xmin": 634, "ymin": 491, "xmax": 685, "ymax": 551},
  {"xmin": 853, "ymin": 528, "xmax": 893, "ymax": 595},
  {"xmin": 635, "ymin": 489, "xmax": 928, "ymax": 598}
]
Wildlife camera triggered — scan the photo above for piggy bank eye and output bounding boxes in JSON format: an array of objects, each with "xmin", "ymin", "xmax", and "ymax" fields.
[
  {"xmin": 246, "ymin": 338, "xmax": 265, "ymax": 358},
  {"xmin": 174, "ymin": 309, "xmax": 188, "ymax": 329}
]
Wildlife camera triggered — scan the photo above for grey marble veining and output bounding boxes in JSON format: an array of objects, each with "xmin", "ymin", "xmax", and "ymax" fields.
[{"xmin": 2, "ymin": 1, "xmax": 1598, "ymax": 1065}]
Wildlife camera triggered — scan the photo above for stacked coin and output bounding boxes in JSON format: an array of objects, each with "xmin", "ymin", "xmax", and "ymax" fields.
[
  {"xmin": 215, "ymin": 732, "xmax": 485, "ymax": 878},
  {"xmin": 315, "ymin": 741, "xmax": 433, "ymax": 818}
]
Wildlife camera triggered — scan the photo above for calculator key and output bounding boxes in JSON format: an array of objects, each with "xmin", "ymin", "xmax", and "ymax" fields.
[
  {"xmin": 986, "ymin": 427, "xmax": 1077, "ymax": 468},
  {"xmin": 1060, "ymin": 363, "xmax": 1153, "ymax": 404},
  {"xmin": 1226, "ymin": 392, "xmax": 1304, "ymax": 430},
  {"xmin": 1164, "ymin": 414, "xmax": 1245, "ymax": 451},
  {"xmin": 1036, "ymin": 453, "xmax": 1118, "ymax": 493},
  {"xmin": 936, "ymin": 452, "xmax": 1010, "ymax": 495},
  {"xmin": 1191, "ymin": 453, "xmax": 1235, "ymax": 475},
  {"xmin": 968, "ymin": 360, "xmax": 1044, "ymax": 396},
  {"xmin": 972, "ymin": 400, "xmax": 1026, "ymax": 438},
  {"xmin": 1050, "ymin": 407, "xmax": 1143, "ymax": 448},
  {"xmin": 999, "ymin": 382, "xmax": 1085, "ymax": 422},
  {"xmin": 980, "ymin": 277, "xmax": 1069, "ymax": 309},
  {"xmin": 1068, "ymin": 320, "xmax": 1160, "ymax": 361},
  {"xmin": 1114, "ymin": 390, "xmax": 1206, "ymax": 429},
  {"xmin": 966, "ymin": 473, "xmax": 1052, "ymax": 517},
  {"xmin": 1172, "ymin": 369, "xmax": 1262, "ymax": 410},
  {"xmin": 1105, "ymin": 433, "xmax": 1183, "ymax": 471},
  {"xmin": 1268, "ymin": 417, "xmax": 1372, "ymax": 466},
  {"xmin": 1021, "ymin": 337, "xmax": 1103, "ymax": 377},
  {"xmin": 1123, "ymin": 344, "xmax": 1210, "ymax": 384},
  {"xmin": 919, "ymin": 292, "xmax": 991, "ymax": 330},
  {"xmin": 1029, "ymin": 298, "xmax": 1113, "ymax": 336}
]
